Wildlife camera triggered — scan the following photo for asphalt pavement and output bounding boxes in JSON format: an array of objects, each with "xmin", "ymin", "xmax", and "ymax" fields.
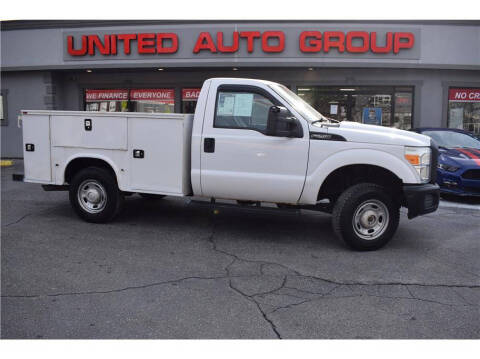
[{"xmin": 1, "ymin": 161, "xmax": 479, "ymax": 339}]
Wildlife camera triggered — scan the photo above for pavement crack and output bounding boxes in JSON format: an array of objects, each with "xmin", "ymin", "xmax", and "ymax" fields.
[
  {"xmin": 1, "ymin": 275, "xmax": 227, "ymax": 299},
  {"xmin": 227, "ymin": 278, "xmax": 282, "ymax": 339},
  {"xmin": 205, "ymin": 216, "xmax": 479, "ymax": 290},
  {"xmin": 451, "ymin": 288, "xmax": 477, "ymax": 306},
  {"xmin": 253, "ymin": 300, "xmax": 282, "ymax": 339},
  {"xmin": 294, "ymin": 274, "xmax": 480, "ymax": 289},
  {"xmin": 269, "ymin": 299, "xmax": 312, "ymax": 315},
  {"xmin": 327, "ymin": 293, "xmax": 477, "ymax": 308},
  {"xmin": 3, "ymin": 213, "xmax": 32, "ymax": 227},
  {"xmin": 253, "ymin": 276, "xmax": 287, "ymax": 297},
  {"xmin": 207, "ymin": 218, "xmax": 283, "ymax": 339},
  {"xmin": 268, "ymin": 284, "xmax": 342, "ymax": 315}
]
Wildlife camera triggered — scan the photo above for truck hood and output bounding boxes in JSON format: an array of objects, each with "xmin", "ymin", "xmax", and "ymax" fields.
[{"xmin": 313, "ymin": 121, "xmax": 432, "ymax": 147}]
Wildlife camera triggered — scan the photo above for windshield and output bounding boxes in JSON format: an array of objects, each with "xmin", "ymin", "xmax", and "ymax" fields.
[
  {"xmin": 269, "ymin": 83, "xmax": 328, "ymax": 123},
  {"xmin": 422, "ymin": 130, "xmax": 480, "ymax": 149}
]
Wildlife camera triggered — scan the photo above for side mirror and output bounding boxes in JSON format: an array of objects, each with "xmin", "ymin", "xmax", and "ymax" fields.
[{"xmin": 266, "ymin": 106, "xmax": 303, "ymax": 138}]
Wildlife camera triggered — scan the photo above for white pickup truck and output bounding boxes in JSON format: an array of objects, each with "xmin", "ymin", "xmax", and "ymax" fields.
[{"xmin": 16, "ymin": 78, "xmax": 439, "ymax": 250}]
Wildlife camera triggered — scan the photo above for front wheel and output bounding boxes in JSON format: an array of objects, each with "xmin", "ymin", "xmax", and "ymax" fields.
[
  {"xmin": 69, "ymin": 167, "xmax": 124, "ymax": 223},
  {"xmin": 332, "ymin": 183, "xmax": 400, "ymax": 251}
]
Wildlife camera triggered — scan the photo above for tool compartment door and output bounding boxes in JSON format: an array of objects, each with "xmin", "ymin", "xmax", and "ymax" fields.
[
  {"xmin": 128, "ymin": 117, "xmax": 187, "ymax": 195},
  {"xmin": 51, "ymin": 115, "xmax": 127, "ymax": 150},
  {"xmin": 22, "ymin": 114, "xmax": 52, "ymax": 183}
]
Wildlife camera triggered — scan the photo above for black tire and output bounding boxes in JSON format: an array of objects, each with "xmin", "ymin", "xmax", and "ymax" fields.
[
  {"xmin": 138, "ymin": 193, "xmax": 166, "ymax": 200},
  {"xmin": 69, "ymin": 167, "xmax": 124, "ymax": 223},
  {"xmin": 331, "ymin": 183, "xmax": 400, "ymax": 251}
]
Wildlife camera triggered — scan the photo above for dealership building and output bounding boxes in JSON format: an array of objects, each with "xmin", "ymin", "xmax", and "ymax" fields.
[{"xmin": 1, "ymin": 20, "xmax": 480, "ymax": 158}]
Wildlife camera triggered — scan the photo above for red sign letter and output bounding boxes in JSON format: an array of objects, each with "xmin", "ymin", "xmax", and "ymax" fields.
[
  {"xmin": 346, "ymin": 31, "xmax": 369, "ymax": 53},
  {"xmin": 137, "ymin": 33, "xmax": 156, "ymax": 54},
  {"xmin": 157, "ymin": 33, "xmax": 178, "ymax": 54},
  {"xmin": 118, "ymin": 34, "xmax": 137, "ymax": 55},
  {"xmin": 193, "ymin": 32, "xmax": 217, "ymax": 53},
  {"xmin": 394, "ymin": 32, "xmax": 414, "ymax": 54},
  {"xmin": 87, "ymin": 35, "xmax": 111, "ymax": 55},
  {"xmin": 217, "ymin": 31, "xmax": 239, "ymax": 53},
  {"xmin": 239, "ymin": 31, "xmax": 261, "ymax": 53},
  {"xmin": 110, "ymin": 35, "xmax": 117, "ymax": 55},
  {"xmin": 67, "ymin": 35, "xmax": 87, "ymax": 56},
  {"xmin": 371, "ymin": 32, "xmax": 393, "ymax": 53},
  {"xmin": 262, "ymin": 31, "xmax": 285, "ymax": 53},
  {"xmin": 323, "ymin": 32, "xmax": 345, "ymax": 53},
  {"xmin": 299, "ymin": 31, "xmax": 322, "ymax": 52}
]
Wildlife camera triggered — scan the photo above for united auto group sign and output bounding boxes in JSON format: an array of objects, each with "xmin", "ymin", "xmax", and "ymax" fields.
[{"xmin": 64, "ymin": 27, "xmax": 420, "ymax": 61}]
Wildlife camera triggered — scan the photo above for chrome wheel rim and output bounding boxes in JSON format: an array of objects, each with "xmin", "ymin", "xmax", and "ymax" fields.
[
  {"xmin": 77, "ymin": 180, "xmax": 107, "ymax": 214},
  {"xmin": 352, "ymin": 199, "xmax": 389, "ymax": 240}
]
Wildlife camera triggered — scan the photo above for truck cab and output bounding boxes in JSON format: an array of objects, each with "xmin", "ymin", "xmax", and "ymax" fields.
[{"xmin": 17, "ymin": 77, "xmax": 440, "ymax": 250}]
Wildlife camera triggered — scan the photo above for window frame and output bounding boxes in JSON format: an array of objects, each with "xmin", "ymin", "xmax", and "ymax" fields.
[
  {"xmin": 0, "ymin": 90, "xmax": 8, "ymax": 126},
  {"xmin": 213, "ymin": 85, "xmax": 282, "ymax": 135},
  {"xmin": 447, "ymin": 86, "xmax": 480, "ymax": 134}
]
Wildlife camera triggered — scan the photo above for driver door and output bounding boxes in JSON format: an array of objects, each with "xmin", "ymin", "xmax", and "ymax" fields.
[{"xmin": 200, "ymin": 84, "xmax": 309, "ymax": 203}]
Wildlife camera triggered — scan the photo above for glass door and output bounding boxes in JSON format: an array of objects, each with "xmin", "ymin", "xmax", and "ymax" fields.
[{"xmin": 351, "ymin": 93, "xmax": 392, "ymax": 126}]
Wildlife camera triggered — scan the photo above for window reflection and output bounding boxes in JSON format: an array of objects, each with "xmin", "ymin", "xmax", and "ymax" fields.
[{"xmin": 297, "ymin": 86, "xmax": 414, "ymax": 129}]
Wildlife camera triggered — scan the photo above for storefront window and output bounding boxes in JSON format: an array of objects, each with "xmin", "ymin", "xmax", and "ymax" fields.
[
  {"xmin": 394, "ymin": 91, "xmax": 413, "ymax": 129},
  {"xmin": 130, "ymin": 89, "xmax": 174, "ymax": 113},
  {"xmin": 351, "ymin": 94, "xmax": 391, "ymax": 126},
  {"xmin": 85, "ymin": 89, "xmax": 129, "ymax": 112},
  {"xmin": 448, "ymin": 88, "xmax": 480, "ymax": 134},
  {"xmin": 181, "ymin": 88, "xmax": 201, "ymax": 114},
  {"xmin": 297, "ymin": 86, "xmax": 414, "ymax": 129},
  {"xmin": 297, "ymin": 89, "xmax": 348, "ymax": 121}
]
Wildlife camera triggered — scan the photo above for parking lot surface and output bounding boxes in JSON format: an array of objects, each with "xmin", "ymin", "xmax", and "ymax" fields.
[{"xmin": 1, "ymin": 161, "xmax": 479, "ymax": 339}]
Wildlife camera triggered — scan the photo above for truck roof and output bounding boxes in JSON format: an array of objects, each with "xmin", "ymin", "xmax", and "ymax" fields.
[{"xmin": 206, "ymin": 77, "xmax": 279, "ymax": 86}]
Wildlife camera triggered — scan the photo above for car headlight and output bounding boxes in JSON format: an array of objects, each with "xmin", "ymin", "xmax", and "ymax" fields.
[
  {"xmin": 405, "ymin": 146, "xmax": 431, "ymax": 183},
  {"xmin": 438, "ymin": 163, "xmax": 459, "ymax": 172}
]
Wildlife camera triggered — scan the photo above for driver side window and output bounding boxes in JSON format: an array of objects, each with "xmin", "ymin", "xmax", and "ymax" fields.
[{"xmin": 214, "ymin": 91, "xmax": 274, "ymax": 133}]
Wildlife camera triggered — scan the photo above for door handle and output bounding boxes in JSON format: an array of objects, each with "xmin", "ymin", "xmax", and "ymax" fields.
[
  {"xmin": 84, "ymin": 119, "xmax": 92, "ymax": 131},
  {"xmin": 133, "ymin": 149, "xmax": 144, "ymax": 158},
  {"xmin": 204, "ymin": 138, "xmax": 215, "ymax": 153}
]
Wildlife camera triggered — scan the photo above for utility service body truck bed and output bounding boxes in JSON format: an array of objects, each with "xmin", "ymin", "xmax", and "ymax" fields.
[{"xmin": 17, "ymin": 78, "xmax": 440, "ymax": 250}]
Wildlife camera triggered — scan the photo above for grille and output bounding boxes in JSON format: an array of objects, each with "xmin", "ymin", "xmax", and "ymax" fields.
[
  {"xmin": 463, "ymin": 186, "xmax": 480, "ymax": 194},
  {"xmin": 462, "ymin": 169, "xmax": 480, "ymax": 180},
  {"xmin": 424, "ymin": 194, "xmax": 437, "ymax": 209}
]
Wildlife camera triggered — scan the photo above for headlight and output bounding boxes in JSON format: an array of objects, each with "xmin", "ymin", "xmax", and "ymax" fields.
[
  {"xmin": 405, "ymin": 146, "xmax": 431, "ymax": 183},
  {"xmin": 438, "ymin": 163, "xmax": 459, "ymax": 172}
]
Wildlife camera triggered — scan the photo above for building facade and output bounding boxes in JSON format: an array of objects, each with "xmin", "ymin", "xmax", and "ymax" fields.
[{"xmin": 1, "ymin": 20, "xmax": 480, "ymax": 158}]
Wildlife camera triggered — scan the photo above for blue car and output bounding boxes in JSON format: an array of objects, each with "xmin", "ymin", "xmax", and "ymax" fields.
[{"xmin": 412, "ymin": 128, "xmax": 480, "ymax": 197}]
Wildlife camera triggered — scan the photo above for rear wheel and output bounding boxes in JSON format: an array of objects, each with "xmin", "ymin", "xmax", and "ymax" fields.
[
  {"xmin": 332, "ymin": 183, "xmax": 400, "ymax": 251},
  {"xmin": 69, "ymin": 167, "xmax": 124, "ymax": 223}
]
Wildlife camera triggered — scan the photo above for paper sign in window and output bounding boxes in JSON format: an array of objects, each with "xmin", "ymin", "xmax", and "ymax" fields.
[
  {"xmin": 330, "ymin": 104, "xmax": 338, "ymax": 115},
  {"xmin": 217, "ymin": 93, "xmax": 235, "ymax": 115},
  {"xmin": 233, "ymin": 93, "xmax": 254, "ymax": 117}
]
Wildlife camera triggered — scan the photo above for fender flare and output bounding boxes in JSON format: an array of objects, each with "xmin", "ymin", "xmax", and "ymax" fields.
[
  {"xmin": 299, "ymin": 149, "xmax": 419, "ymax": 204},
  {"xmin": 58, "ymin": 153, "xmax": 125, "ymax": 190}
]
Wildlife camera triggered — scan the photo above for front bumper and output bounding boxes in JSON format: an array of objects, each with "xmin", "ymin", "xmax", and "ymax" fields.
[
  {"xmin": 403, "ymin": 183, "xmax": 440, "ymax": 219},
  {"xmin": 437, "ymin": 170, "xmax": 480, "ymax": 197}
]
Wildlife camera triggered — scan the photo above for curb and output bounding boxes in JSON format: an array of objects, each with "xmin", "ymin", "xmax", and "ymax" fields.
[{"xmin": 439, "ymin": 200, "xmax": 480, "ymax": 211}]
